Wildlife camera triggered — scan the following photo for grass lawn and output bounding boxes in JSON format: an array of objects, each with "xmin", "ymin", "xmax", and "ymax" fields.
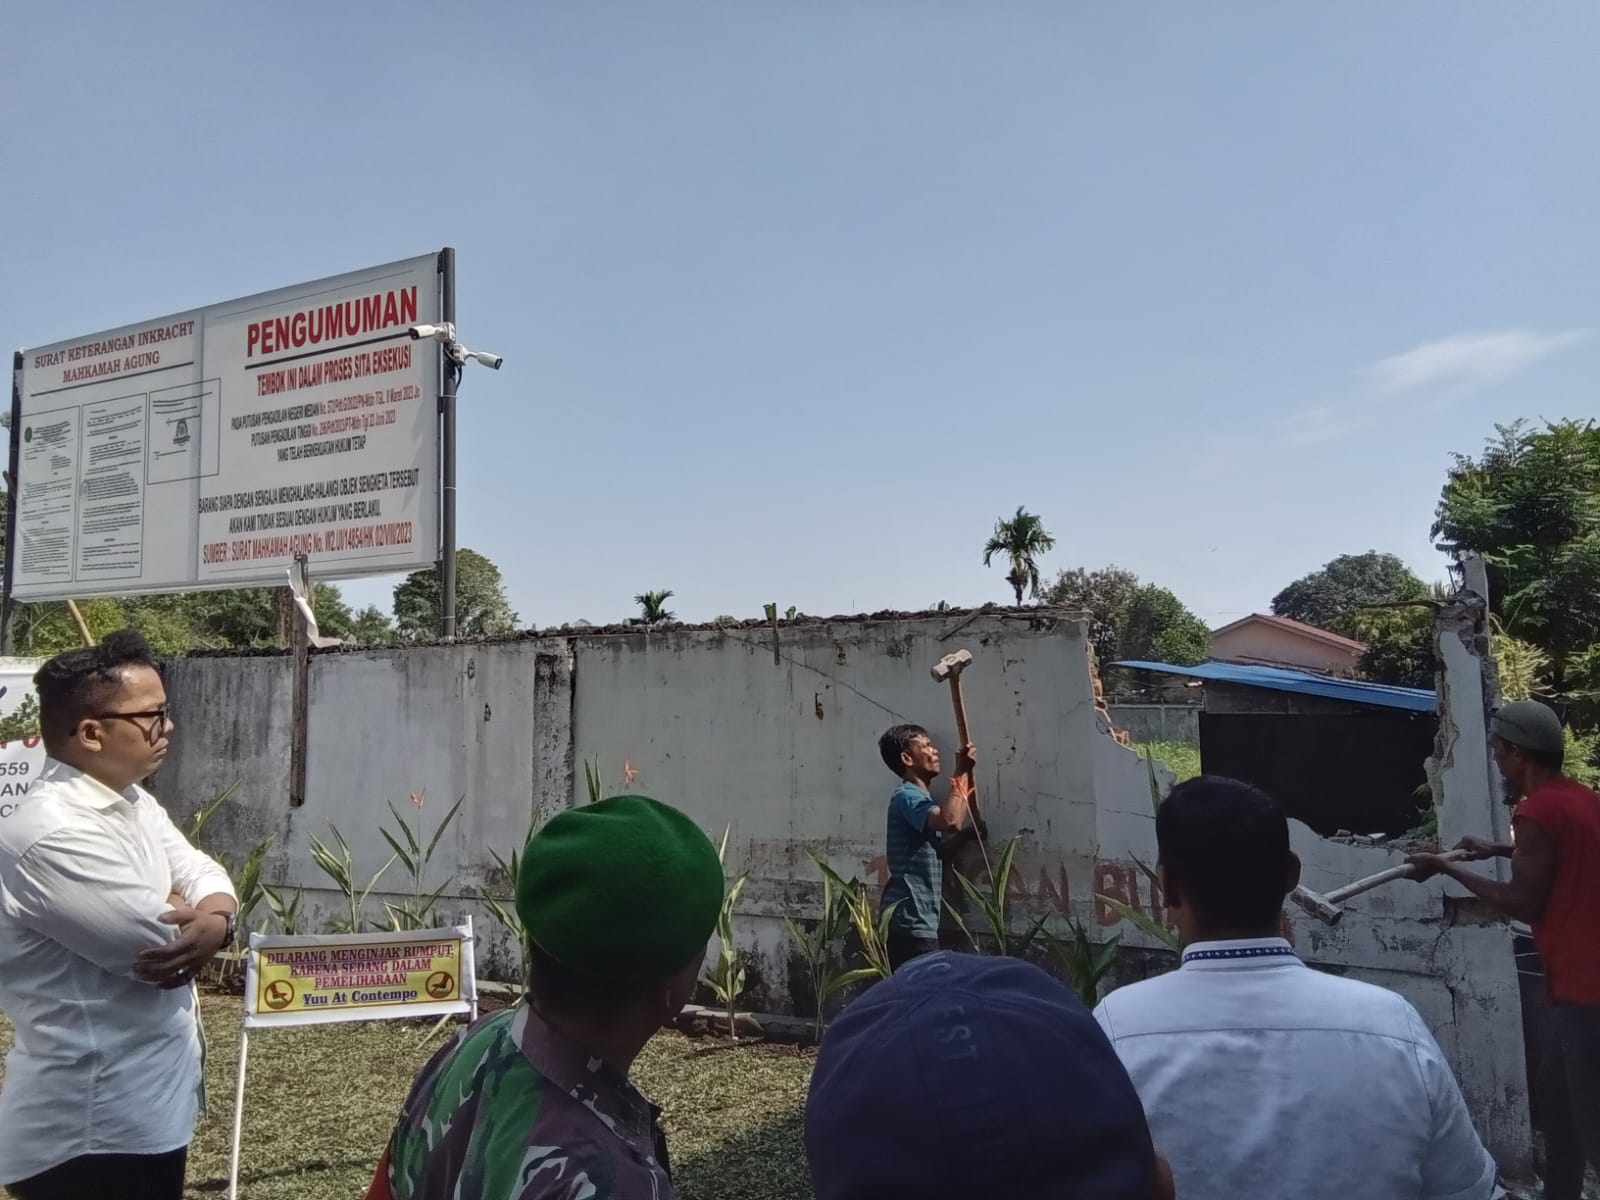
[
  {"xmin": 0, "ymin": 995, "xmax": 816, "ymax": 1200},
  {"xmin": 1133, "ymin": 740, "xmax": 1202, "ymax": 783}
]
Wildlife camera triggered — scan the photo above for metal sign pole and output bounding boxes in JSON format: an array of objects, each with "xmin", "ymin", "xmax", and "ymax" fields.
[
  {"xmin": 225, "ymin": 1025, "xmax": 251, "ymax": 1200},
  {"xmin": 438, "ymin": 248, "xmax": 457, "ymax": 641},
  {"xmin": 2, "ymin": 353, "xmax": 22, "ymax": 654}
]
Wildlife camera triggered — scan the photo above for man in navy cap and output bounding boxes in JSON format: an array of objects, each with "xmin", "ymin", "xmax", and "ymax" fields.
[{"xmin": 805, "ymin": 951, "xmax": 1174, "ymax": 1200}]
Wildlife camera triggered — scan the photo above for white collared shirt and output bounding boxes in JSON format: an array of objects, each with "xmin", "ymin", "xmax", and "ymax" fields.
[
  {"xmin": 0, "ymin": 758, "xmax": 235, "ymax": 1182},
  {"xmin": 1093, "ymin": 938, "xmax": 1500, "ymax": 1200}
]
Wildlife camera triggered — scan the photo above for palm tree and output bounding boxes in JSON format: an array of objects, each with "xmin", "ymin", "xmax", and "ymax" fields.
[
  {"xmin": 983, "ymin": 508, "xmax": 1056, "ymax": 606},
  {"xmin": 635, "ymin": 589, "xmax": 676, "ymax": 624}
]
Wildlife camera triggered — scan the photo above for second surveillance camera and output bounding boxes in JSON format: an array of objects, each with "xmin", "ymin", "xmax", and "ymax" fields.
[{"xmin": 469, "ymin": 351, "xmax": 503, "ymax": 370}]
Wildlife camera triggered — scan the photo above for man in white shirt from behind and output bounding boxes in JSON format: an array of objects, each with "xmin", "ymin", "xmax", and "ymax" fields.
[
  {"xmin": 1093, "ymin": 776, "xmax": 1502, "ymax": 1200},
  {"xmin": 0, "ymin": 630, "xmax": 237, "ymax": 1200}
]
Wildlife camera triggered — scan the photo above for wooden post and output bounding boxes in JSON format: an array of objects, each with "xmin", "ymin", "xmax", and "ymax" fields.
[
  {"xmin": 65, "ymin": 599, "xmax": 94, "ymax": 647},
  {"xmin": 276, "ymin": 586, "xmax": 294, "ymax": 649},
  {"xmin": 289, "ymin": 558, "xmax": 311, "ymax": 809}
]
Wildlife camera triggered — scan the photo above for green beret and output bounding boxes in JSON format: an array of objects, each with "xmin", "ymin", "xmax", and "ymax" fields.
[
  {"xmin": 516, "ymin": 795, "xmax": 725, "ymax": 985},
  {"xmin": 1491, "ymin": 699, "xmax": 1566, "ymax": 756}
]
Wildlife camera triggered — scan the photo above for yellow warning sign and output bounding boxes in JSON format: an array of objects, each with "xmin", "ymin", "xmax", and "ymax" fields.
[{"xmin": 243, "ymin": 925, "xmax": 476, "ymax": 1029}]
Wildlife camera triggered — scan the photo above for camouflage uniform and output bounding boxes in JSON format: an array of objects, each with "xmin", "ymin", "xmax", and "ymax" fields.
[{"xmin": 379, "ymin": 1000, "xmax": 675, "ymax": 1200}]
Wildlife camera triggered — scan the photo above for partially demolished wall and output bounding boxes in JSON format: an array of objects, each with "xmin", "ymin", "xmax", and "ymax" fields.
[{"xmin": 156, "ymin": 603, "xmax": 1530, "ymax": 1172}]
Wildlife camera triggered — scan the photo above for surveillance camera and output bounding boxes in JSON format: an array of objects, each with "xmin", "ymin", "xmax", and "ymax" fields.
[
  {"xmin": 407, "ymin": 322, "xmax": 455, "ymax": 342},
  {"xmin": 469, "ymin": 351, "xmax": 503, "ymax": 370}
]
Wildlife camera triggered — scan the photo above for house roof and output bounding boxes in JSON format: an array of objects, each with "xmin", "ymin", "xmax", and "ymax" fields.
[
  {"xmin": 1112, "ymin": 659, "xmax": 1436, "ymax": 714},
  {"xmin": 1210, "ymin": 612, "xmax": 1369, "ymax": 654}
]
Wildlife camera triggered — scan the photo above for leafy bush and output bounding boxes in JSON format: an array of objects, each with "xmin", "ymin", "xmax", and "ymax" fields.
[
  {"xmin": 702, "ymin": 827, "xmax": 749, "ymax": 1038},
  {"xmin": 379, "ymin": 792, "xmax": 466, "ymax": 932},
  {"xmin": 308, "ymin": 826, "xmax": 395, "ymax": 934},
  {"xmin": 1135, "ymin": 741, "xmax": 1200, "ymax": 782},
  {"xmin": 944, "ymin": 836, "xmax": 1047, "ymax": 957},
  {"xmin": 783, "ymin": 867, "xmax": 864, "ymax": 1039},
  {"xmin": 814, "ymin": 860, "xmax": 896, "ymax": 983},
  {"xmin": 1046, "ymin": 918, "xmax": 1122, "ymax": 1006},
  {"xmin": 477, "ymin": 813, "xmax": 538, "ymax": 981}
]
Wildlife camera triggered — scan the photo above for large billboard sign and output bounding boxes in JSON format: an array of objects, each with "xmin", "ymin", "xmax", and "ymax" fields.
[{"xmin": 11, "ymin": 254, "xmax": 442, "ymax": 600}]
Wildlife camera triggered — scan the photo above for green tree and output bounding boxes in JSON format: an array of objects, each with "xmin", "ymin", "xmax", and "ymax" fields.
[
  {"xmin": 121, "ymin": 583, "xmax": 353, "ymax": 651},
  {"xmin": 309, "ymin": 584, "xmax": 355, "ymax": 641},
  {"xmin": 1344, "ymin": 583, "xmax": 1451, "ymax": 689},
  {"xmin": 8, "ymin": 582, "xmax": 363, "ymax": 656},
  {"xmin": 167, "ymin": 589, "xmax": 278, "ymax": 648},
  {"xmin": 1491, "ymin": 623, "xmax": 1600, "ymax": 786},
  {"xmin": 1043, "ymin": 565, "xmax": 1141, "ymax": 665},
  {"xmin": 348, "ymin": 605, "xmax": 396, "ymax": 646},
  {"xmin": 121, "ymin": 596, "xmax": 215, "ymax": 656},
  {"xmin": 0, "ymin": 694, "xmax": 40, "ymax": 741},
  {"xmin": 1115, "ymin": 585, "xmax": 1210, "ymax": 666},
  {"xmin": 982, "ymin": 507, "xmax": 1056, "ymax": 606},
  {"xmin": 635, "ymin": 590, "xmax": 676, "ymax": 624},
  {"xmin": 1271, "ymin": 552, "xmax": 1428, "ymax": 637},
  {"xmin": 8, "ymin": 598, "xmax": 127, "ymax": 656},
  {"xmin": 393, "ymin": 549, "xmax": 519, "ymax": 640},
  {"xmin": 1434, "ymin": 419, "xmax": 1600, "ymax": 709}
]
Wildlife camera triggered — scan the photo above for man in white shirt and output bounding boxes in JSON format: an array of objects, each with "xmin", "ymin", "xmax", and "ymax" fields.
[
  {"xmin": 0, "ymin": 630, "xmax": 237, "ymax": 1200},
  {"xmin": 1093, "ymin": 776, "xmax": 1502, "ymax": 1200}
]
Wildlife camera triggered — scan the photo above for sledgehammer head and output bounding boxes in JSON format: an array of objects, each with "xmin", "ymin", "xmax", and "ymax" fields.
[
  {"xmin": 931, "ymin": 648, "xmax": 974, "ymax": 682},
  {"xmin": 1289, "ymin": 884, "xmax": 1344, "ymax": 926}
]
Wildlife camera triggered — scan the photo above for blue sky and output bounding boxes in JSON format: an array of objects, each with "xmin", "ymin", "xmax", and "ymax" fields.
[{"xmin": 4, "ymin": 3, "xmax": 1596, "ymax": 628}]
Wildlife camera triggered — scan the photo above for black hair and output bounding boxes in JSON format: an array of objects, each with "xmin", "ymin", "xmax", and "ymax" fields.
[
  {"xmin": 1156, "ymin": 776, "xmax": 1292, "ymax": 931},
  {"xmin": 878, "ymin": 724, "xmax": 929, "ymax": 776},
  {"xmin": 525, "ymin": 942, "xmax": 650, "ymax": 1024},
  {"xmin": 33, "ymin": 629, "xmax": 158, "ymax": 749}
]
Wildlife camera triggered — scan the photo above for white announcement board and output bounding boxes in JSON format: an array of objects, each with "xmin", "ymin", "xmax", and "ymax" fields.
[
  {"xmin": 0, "ymin": 659, "xmax": 47, "ymax": 815},
  {"xmin": 12, "ymin": 255, "xmax": 442, "ymax": 599}
]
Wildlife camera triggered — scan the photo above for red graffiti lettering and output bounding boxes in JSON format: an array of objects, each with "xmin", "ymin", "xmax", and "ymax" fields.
[
  {"xmin": 1036, "ymin": 864, "xmax": 1070, "ymax": 914},
  {"xmin": 1094, "ymin": 863, "xmax": 1126, "ymax": 926},
  {"xmin": 1005, "ymin": 866, "xmax": 1030, "ymax": 906}
]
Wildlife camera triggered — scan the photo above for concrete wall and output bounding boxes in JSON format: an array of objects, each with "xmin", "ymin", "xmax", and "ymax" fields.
[
  {"xmin": 152, "ymin": 606, "xmax": 1529, "ymax": 1174},
  {"xmin": 1106, "ymin": 703, "xmax": 1199, "ymax": 743}
]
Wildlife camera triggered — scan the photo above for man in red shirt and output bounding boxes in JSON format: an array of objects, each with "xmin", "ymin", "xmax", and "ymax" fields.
[{"xmin": 1409, "ymin": 699, "xmax": 1600, "ymax": 1200}]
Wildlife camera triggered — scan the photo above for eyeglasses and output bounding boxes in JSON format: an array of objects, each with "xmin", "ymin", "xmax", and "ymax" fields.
[{"xmin": 93, "ymin": 706, "xmax": 171, "ymax": 745}]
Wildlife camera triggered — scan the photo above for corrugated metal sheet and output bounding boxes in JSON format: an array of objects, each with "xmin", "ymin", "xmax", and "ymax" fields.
[{"xmin": 1112, "ymin": 660, "xmax": 1436, "ymax": 713}]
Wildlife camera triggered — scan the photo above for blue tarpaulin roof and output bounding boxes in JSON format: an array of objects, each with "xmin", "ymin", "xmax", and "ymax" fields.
[{"xmin": 1112, "ymin": 660, "xmax": 1437, "ymax": 714}]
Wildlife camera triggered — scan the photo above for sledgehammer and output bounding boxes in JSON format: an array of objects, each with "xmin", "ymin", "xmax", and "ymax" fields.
[
  {"xmin": 1290, "ymin": 849, "xmax": 1470, "ymax": 925},
  {"xmin": 930, "ymin": 648, "xmax": 990, "ymax": 862}
]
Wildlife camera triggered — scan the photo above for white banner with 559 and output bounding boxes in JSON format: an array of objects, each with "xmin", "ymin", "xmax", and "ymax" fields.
[{"xmin": 0, "ymin": 659, "xmax": 46, "ymax": 816}]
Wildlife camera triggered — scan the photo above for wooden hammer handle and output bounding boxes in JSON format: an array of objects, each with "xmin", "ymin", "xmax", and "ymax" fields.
[
  {"xmin": 1324, "ymin": 849, "xmax": 1469, "ymax": 905},
  {"xmin": 947, "ymin": 676, "xmax": 972, "ymax": 749},
  {"xmin": 943, "ymin": 676, "xmax": 987, "ymax": 841}
]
